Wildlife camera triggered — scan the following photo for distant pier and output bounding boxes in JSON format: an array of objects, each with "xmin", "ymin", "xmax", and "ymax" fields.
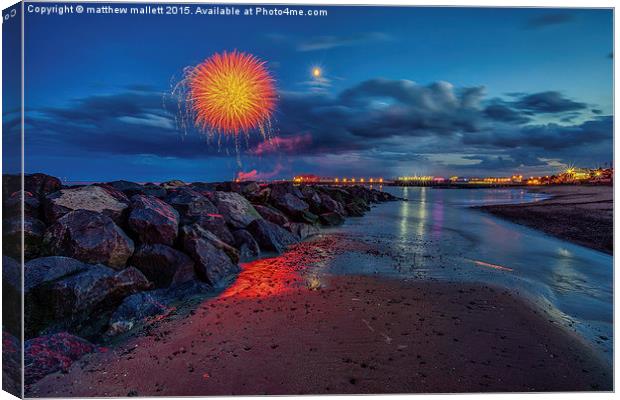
[{"xmin": 288, "ymin": 167, "xmax": 613, "ymax": 188}]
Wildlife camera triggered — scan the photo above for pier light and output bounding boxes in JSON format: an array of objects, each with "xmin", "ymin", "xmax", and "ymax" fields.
[
  {"xmin": 379, "ymin": 178, "xmax": 384, "ymax": 183},
  {"xmin": 351, "ymin": 178, "xmax": 356, "ymax": 183},
  {"xmin": 334, "ymin": 177, "xmax": 339, "ymax": 183},
  {"xmin": 369, "ymin": 178, "xmax": 374, "ymax": 183},
  {"xmin": 343, "ymin": 178, "xmax": 347, "ymax": 183},
  {"xmin": 360, "ymin": 178, "xmax": 365, "ymax": 183}
]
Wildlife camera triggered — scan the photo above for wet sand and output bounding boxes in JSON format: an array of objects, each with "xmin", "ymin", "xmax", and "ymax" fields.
[
  {"xmin": 28, "ymin": 238, "xmax": 612, "ymax": 396},
  {"xmin": 478, "ymin": 185, "xmax": 613, "ymax": 254}
]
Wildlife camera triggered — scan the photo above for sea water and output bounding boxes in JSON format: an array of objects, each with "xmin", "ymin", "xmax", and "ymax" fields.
[{"xmin": 325, "ymin": 187, "xmax": 613, "ymax": 363}]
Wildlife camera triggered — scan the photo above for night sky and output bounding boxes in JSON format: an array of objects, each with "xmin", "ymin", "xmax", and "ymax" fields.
[{"xmin": 5, "ymin": 4, "xmax": 613, "ymax": 182}]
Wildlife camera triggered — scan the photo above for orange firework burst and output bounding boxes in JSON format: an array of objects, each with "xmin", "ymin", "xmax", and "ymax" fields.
[{"xmin": 187, "ymin": 50, "xmax": 276, "ymax": 136}]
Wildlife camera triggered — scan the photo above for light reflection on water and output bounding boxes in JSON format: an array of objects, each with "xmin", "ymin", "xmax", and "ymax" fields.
[{"xmin": 328, "ymin": 187, "xmax": 613, "ymax": 362}]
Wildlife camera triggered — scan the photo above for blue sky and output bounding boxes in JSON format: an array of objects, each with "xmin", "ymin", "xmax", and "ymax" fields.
[{"xmin": 4, "ymin": 4, "xmax": 613, "ymax": 182}]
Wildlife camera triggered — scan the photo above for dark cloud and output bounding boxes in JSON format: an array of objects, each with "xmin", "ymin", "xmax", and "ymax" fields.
[
  {"xmin": 3, "ymin": 115, "xmax": 21, "ymax": 134},
  {"xmin": 266, "ymin": 32, "xmax": 393, "ymax": 52},
  {"xmin": 483, "ymin": 103, "xmax": 530, "ymax": 124},
  {"xmin": 2, "ymin": 115, "xmax": 22, "ymax": 161},
  {"xmin": 297, "ymin": 32, "xmax": 392, "ymax": 51},
  {"xmin": 277, "ymin": 80, "xmax": 607, "ymax": 174},
  {"xmin": 524, "ymin": 13, "xmax": 574, "ymax": 29},
  {"xmin": 463, "ymin": 116, "xmax": 612, "ymax": 151},
  {"xmin": 24, "ymin": 78, "xmax": 611, "ymax": 177},
  {"xmin": 512, "ymin": 91, "xmax": 587, "ymax": 113},
  {"xmin": 338, "ymin": 79, "xmax": 483, "ymax": 136},
  {"xmin": 125, "ymin": 84, "xmax": 161, "ymax": 92},
  {"xmin": 458, "ymin": 152, "xmax": 546, "ymax": 171},
  {"xmin": 42, "ymin": 92, "xmax": 168, "ymax": 122},
  {"xmin": 26, "ymin": 91, "xmax": 234, "ymax": 160}
]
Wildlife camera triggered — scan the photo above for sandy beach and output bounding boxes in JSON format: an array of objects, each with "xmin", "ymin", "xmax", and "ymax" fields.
[
  {"xmin": 478, "ymin": 185, "xmax": 613, "ymax": 254},
  {"xmin": 28, "ymin": 236, "xmax": 612, "ymax": 396}
]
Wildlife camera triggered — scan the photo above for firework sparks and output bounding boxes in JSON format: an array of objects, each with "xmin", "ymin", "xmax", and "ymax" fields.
[{"xmin": 186, "ymin": 50, "xmax": 277, "ymax": 137}]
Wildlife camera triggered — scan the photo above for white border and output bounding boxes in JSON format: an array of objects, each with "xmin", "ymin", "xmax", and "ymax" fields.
[{"xmin": 0, "ymin": 1, "xmax": 616, "ymax": 400}]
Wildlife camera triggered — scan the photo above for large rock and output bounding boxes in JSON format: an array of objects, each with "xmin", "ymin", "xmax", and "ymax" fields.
[
  {"xmin": 379, "ymin": 190, "xmax": 399, "ymax": 201},
  {"xmin": 54, "ymin": 266, "xmax": 151, "ymax": 312},
  {"xmin": 2, "ymin": 174, "xmax": 21, "ymax": 200},
  {"xmin": 4, "ymin": 174, "xmax": 61, "ymax": 200},
  {"xmin": 2, "ymin": 331, "xmax": 21, "ymax": 396},
  {"xmin": 300, "ymin": 186, "xmax": 323, "ymax": 212},
  {"xmin": 24, "ymin": 256, "xmax": 90, "ymax": 293},
  {"xmin": 107, "ymin": 180, "xmax": 167, "ymax": 198},
  {"xmin": 180, "ymin": 224, "xmax": 240, "ymax": 286},
  {"xmin": 107, "ymin": 279, "xmax": 212, "ymax": 336},
  {"xmin": 346, "ymin": 187, "xmax": 380, "ymax": 209},
  {"xmin": 212, "ymin": 191, "xmax": 262, "ymax": 229},
  {"xmin": 237, "ymin": 181, "xmax": 260, "ymax": 196},
  {"xmin": 24, "ymin": 332, "xmax": 97, "ymax": 386},
  {"xmin": 24, "ymin": 173, "xmax": 62, "ymax": 198},
  {"xmin": 44, "ymin": 185, "xmax": 129, "ymax": 224},
  {"xmin": 130, "ymin": 244, "xmax": 195, "ymax": 288},
  {"xmin": 93, "ymin": 183, "xmax": 131, "ymax": 204},
  {"xmin": 233, "ymin": 229, "xmax": 260, "ymax": 260},
  {"xmin": 320, "ymin": 187, "xmax": 352, "ymax": 204},
  {"xmin": 128, "ymin": 195, "xmax": 179, "ymax": 245},
  {"xmin": 270, "ymin": 182, "xmax": 303, "ymax": 199},
  {"xmin": 3, "ymin": 216, "xmax": 45, "ymax": 259},
  {"xmin": 25, "ymin": 265, "xmax": 150, "ymax": 338},
  {"xmin": 107, "ymin": 292, "xmax": 169, "ymax": 336},
  {"xmin": 319, "ymin": 212, "xmax": 345, "ymax": 226},
  {"xmin": 43, "ymin": 210, "xmax": 134, "ymax": 269},
  {"xmin": 254, "ymin": 204, "xmax": 290, "ymax": 226},
  {"xmin": 4, "ymin": 190, "xmax": 40, "ymax": 217},
  {"xmin": 3, "ymin": 256, "xmax": 21, "ymax": 294},
  {"xmin": 318, "ymin": 193, "xmax": 346, "ymax": 215},
  {"xmin": 270, "ymin": 192, "xmax": 310, "ymax": 219},
  {"xmin": 289, "ymin": 222, "xmax": 320, "ymax": 240},
  {"xmin": 3, "ymin": 257, "xmax": 22, "ymax": 336},
  {"xmin": 345, "ymin": 201, "xmax": 368, "ymax": 217},
  {"xmin": 268, "ymin": 184, "xmax": 318, "ymax": 223},
  {"xmin": 160, "ymin": 180, "xmax": 186, "ymax": 189},
  {"xmin": 247, "ymin": 219, "xmax": 298, "ymax": 253},
  {"xmin": 164, "ymin": 187, "xmax": 218, "ymax": 221},
  {"xmin": 189, "ymin": 182, "xmax": 219, "ymax": 193},
  {"xmin": 245, "ymin": 185, "xmax": 271, "ymax": 204},
  {"xmin": 106, "ymin": 180, "xmax": 144, "ymax": 196},
  {"xmin": 215, "ymin": 181, "xmax": 260, "ymax": 196},
  {"xmin": 181, "ymin": 224, "xmax": 239, "ymax": 263},
  {"xmin": 194, "ymin": 214, "xmax": 235, "ymax": 246},
  {"xmin": 141, "ymin": 184, "xmax": 167, "ymax": 198}
]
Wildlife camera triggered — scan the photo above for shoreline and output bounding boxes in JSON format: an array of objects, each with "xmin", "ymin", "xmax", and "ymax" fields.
[
  {"xmin": 27, "ymin": 236, "xmax": 612, "ymax": 396},
  {"xmin": 28, "ymin": 276, "xmax": 612, "ymax": 396},
  {"xmin": 7, "ymin": 174, "xmax": 613, "ymax": 395},
  {"xmin": 476, "ymin": 185, "xmax": 612, "ymax": 254}
]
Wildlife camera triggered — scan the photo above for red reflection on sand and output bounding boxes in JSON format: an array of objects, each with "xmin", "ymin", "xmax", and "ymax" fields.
[{"xmin": 220, "ymin": 241, "xmax": 331, "ymax": 299}]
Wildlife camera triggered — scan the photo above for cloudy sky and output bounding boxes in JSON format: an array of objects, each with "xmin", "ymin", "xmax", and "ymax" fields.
[{"xmin": 5, "ymin": 5, "xmax": 613, "ymax": 182}]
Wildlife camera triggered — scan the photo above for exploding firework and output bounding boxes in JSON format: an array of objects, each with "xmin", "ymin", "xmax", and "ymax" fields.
[{"xmin": 185, "ymin": 50, "xmax": 277, "ymax": 137}]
